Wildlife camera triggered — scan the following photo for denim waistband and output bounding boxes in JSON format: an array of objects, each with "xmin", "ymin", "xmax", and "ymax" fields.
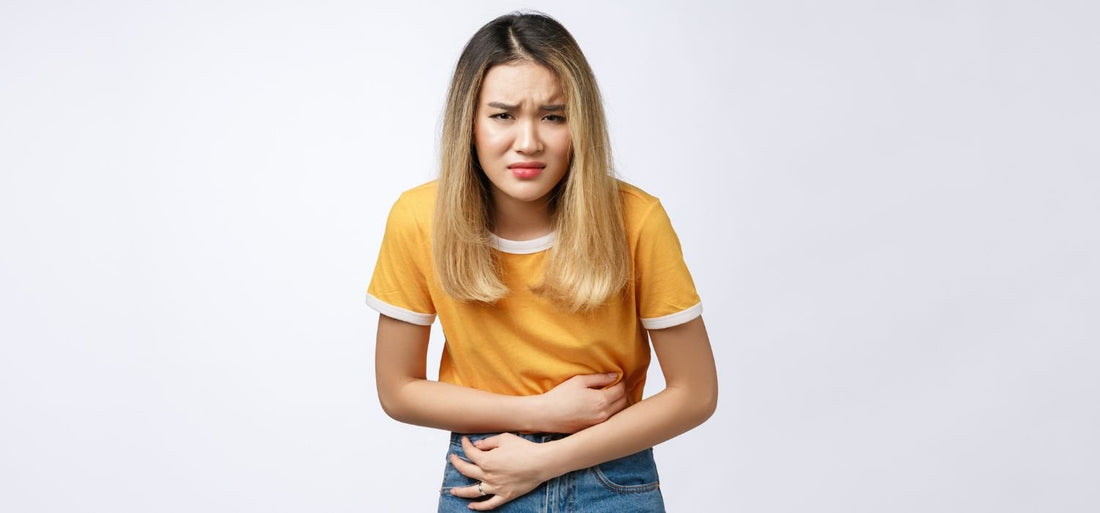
[{"xmin": 449, "ymin": 431, "xmax": 569, "ymax": 445}]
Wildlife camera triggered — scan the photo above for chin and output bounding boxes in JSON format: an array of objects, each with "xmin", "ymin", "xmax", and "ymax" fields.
[
  {"xmin": 502, "ymin": 186, "xmax": 554, "ymax": 203},
  {"xmin": 491, "ymin": 175, "xmax": 561, "ymax": 202}
]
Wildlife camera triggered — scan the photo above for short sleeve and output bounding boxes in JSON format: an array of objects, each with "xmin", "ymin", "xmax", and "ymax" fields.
[
  {"xmin": 366, "ymin": 195, "xmax": 436, "ymax": 325},
  {"xmin": 634, "ymin": 201, "xmax": 702, "ymax": 330}
]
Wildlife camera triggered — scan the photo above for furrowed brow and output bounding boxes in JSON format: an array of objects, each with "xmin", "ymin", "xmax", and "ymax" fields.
[{"xmin": 485, "ymin": 102, "xmax": 565, "ymax": 111}]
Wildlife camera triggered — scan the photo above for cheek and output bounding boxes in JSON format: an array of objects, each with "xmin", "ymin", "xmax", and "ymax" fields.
[
  {"xmin": 472, "ymin": 123, "xmax": 487, "ymax": 152},
  {"xmin": 554, "ymin": 135, "xmax": 573, "ymax": 163},
  {"xmin": 474, "ymin": 127, "xmax": 508, "ymax": 155}
]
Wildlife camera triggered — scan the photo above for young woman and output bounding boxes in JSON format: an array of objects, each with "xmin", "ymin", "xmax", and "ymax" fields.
[{"xmin": 367, "ymin": 12, "xmax": 717, "ymax": 512}]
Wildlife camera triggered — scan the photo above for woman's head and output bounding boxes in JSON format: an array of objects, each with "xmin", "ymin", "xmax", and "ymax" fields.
[
  {"xmin": 434, "ymin": 12, "xmax": 629, "ymax": 311},
  {"xmin": 440, "ymin": 12, "xmax": 610, "ymax": 206},
  {"xmin": 473, "ymin": 59, "xmax": 572, "ymax": 212}
]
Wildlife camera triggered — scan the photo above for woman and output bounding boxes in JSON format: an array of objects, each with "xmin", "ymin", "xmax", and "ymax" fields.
[{"xmin": 367, "ymin": 12, "xmax": 717, "ymax": 512}]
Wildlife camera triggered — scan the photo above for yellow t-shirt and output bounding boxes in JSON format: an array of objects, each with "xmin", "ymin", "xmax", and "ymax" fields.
[{"xmin": 366, "ymin": 180, "xmax": 701, "ymax": 405}]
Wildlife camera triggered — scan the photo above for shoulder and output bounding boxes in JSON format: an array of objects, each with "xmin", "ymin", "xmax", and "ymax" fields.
[
  {"xmin": 392, "ymin": 180, "xmax": 438, "ymax": 212},
  {"xmin": 616, "ymin": 179, "xmax": 666, "ymax": 235},
  {"xmin": 616, "ymin": 179, "xmax": 660, "ymax": 209},
  {"xmin": 387, "ymin": 180, "xmax": 437, "ymax": 221},
  {"xmin": 383, "ymin": 180, "xmax": 437, "ymax": 240}
]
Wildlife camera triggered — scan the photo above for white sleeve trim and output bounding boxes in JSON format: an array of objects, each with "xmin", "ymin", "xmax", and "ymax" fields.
[
  {"xmin": 365, "ymin": 293, "xmax": 436, "ymax": 326},
  {"xmin": 641, "ymin": 302, "xmax": 703, "ymax": 330}
]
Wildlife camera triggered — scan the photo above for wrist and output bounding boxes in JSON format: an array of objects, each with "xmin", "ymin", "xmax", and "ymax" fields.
[
  {"xmin": 518, "ymin": 393, "xmax": 548, "ymax": 433},
  {"xmin": 536, "ymin": 438, "xmax": 574, "ymax": 480}
]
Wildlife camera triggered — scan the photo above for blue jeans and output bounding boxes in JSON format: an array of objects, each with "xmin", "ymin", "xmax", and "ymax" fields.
[{"xmin": 438, "ymin": 432, "xmax": 665, "ymax": 513}]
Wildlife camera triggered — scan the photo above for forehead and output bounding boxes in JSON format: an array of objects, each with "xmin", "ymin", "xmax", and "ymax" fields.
[{"xmin": 478, "ymin": 61, "xmax": 564, "ymax": 104}]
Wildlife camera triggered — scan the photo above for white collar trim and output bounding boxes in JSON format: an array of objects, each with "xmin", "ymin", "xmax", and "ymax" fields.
[{"xmin": 489, "ymin": 232, "xmax": 556, "ymax": 254}]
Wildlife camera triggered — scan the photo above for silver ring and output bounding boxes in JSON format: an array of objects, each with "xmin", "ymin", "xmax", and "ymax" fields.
[{"xmin": 477, "ymin": 481, "xmax": 486, "ymax": 496}]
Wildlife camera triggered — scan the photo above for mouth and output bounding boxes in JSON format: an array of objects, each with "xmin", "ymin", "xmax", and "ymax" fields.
[{"xmin": 508, "ymin": 162, "xmax": 545, "ymax": 179}]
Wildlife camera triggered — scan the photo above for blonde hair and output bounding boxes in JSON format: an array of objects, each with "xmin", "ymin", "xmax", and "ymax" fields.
[{"xmin": 433, "ymin": 12, "xmax": 629, "ymax": 312}]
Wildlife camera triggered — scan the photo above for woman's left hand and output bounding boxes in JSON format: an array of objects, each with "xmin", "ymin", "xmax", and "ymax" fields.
[{"xmin": 449, "ymin": 434, "xmax": 557, "ymax": 510}]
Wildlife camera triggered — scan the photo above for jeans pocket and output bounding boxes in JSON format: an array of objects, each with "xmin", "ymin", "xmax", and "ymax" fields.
[{"xmin": 590, "ymin": 448, "xmax": 661, "ymax": 493}]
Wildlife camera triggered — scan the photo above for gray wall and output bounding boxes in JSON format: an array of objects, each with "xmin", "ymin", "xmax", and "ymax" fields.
[{"xmin": 1, "ymin": 1, "xmax": 1096, "ymax": 511}]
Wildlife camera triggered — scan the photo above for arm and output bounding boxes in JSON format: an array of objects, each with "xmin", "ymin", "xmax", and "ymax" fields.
[
  {"xmin": 543, "ymin": 315, "xmax": 717, "ymax": 467},
  {"xmin": 375, "ymin": 313, "xmax": 627, "ymax": 434},
  {"xmin": 449, "ymin": 316, "xmax": 717, "ymax": 510}
]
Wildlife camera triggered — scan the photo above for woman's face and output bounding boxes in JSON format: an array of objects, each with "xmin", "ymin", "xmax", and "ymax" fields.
[{"xmin": 473, "ymin": 61, "xmax": 571, "ymax": 211}]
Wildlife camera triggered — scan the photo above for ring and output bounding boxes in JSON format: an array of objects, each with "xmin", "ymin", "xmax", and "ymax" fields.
[{"xmin": 477, "ymin": 481, "xmax": 486, "ymax": 496}]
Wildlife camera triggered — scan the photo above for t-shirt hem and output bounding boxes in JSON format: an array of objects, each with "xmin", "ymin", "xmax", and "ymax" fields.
[
  {"xmin": 640, "ymin": 302, "xmax": 703, "ymax": 330},
  {"xmin": 366, "ymin": 293, "xmax": 436, "ymax": 326}
]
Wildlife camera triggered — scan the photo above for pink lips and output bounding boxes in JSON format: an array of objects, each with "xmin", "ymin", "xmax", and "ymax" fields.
[{"xmin": 509, "ymin": 162, "xmax": 545, "ymax": 179}]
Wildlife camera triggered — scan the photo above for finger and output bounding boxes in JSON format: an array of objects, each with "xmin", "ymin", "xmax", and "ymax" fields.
[
  {"xmin": 473, "ymin": 434, "xmax": 502, "ymax": 451},
  {"xmin": 460, "ymin": 436, "xmax": 486, "ymax": 464},
  {"xmin": 573, "ymin": 372, "xmax": 617, "ymax": 388},
  {"xmin": 469, "ymin": 494, "xmax": 510, "ymax": 511},
  {"xmin": 605, "ymin": 382, "xmax": 626, "ymax": 400},
  {"xmin": 449, "ymin": 452, "xmax": 484, "ymax": 480},
  {"xmin": 449, "ymin": 482, "xmax": 487, "ymax": 499},
  {"xmin": 607, "ymin": 394, "xmax": 628, "ymax": 415}
]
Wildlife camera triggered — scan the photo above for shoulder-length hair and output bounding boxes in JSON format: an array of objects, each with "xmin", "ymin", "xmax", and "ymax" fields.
[{"xmin": 433, "ymin": 12, "xmax": 629, "ymax": 312}]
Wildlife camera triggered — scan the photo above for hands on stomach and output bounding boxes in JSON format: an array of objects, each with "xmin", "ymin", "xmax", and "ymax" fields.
[
  {"xmin": 447, "ymin": 372, "xmax": 627, "ymax": 510},
  {"xmin": 534, "ymin": 372, "xmax": 627, "ymax": 434}
]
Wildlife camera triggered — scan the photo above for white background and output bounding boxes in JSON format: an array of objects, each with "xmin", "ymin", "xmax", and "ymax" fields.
[{"xmin": 2, "ymin": 1, "xmax": 1098, "ymax": 512}]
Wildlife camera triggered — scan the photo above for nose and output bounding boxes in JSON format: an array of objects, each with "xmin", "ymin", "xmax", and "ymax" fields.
[{"xmin": 513, "ymin": 119, "xmax": 542, "ymax": 154}]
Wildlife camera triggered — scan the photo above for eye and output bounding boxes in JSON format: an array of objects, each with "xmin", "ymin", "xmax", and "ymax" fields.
[
  {"xmin": 490, "ymin": 112, "xmax": 513, "ymax": 120},
  {"xmin": 544, "ymin": 115, "xmax": 566, "ymax": 123}
]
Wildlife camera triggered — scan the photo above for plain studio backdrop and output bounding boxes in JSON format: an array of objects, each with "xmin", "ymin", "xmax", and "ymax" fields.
[{"xmin": 1, "ymin": 1, "xmax": 1097, "ymax": 511}]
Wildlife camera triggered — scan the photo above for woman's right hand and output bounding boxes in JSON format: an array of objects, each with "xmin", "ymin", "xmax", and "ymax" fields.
[{"xmin": 535, "ymin": 373, "xmax": 627, "ymax": 433}]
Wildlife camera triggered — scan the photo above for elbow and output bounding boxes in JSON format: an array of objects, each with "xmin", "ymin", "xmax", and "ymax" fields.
[
  {"xmin": 377, "ymin": 391, "xmax": 401, "ymax": 421},
  {"xmin": 695, "ymin": 383, "xmax": 718, "ymax": 425},
  {"xmin": 685, "ymin": 377, "xmax": 718, "ymax": 426},
  {"xmin": 377, "ymin": 383, "xmax": 412, "ymax": 424},
  {"xmin": 668, "ymin": 379, "xmax": 718, "ymax": 427}
]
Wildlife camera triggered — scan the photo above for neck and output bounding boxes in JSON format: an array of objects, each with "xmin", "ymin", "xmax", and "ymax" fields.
[{"xmin": 490, "ymin": 190, "xmax": 553, "ymax": 241}]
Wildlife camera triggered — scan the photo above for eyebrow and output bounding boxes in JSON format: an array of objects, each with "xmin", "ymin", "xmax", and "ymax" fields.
[{"xmin": 487, "ymin": 102, "xmax": 566, "ymax": 112}]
